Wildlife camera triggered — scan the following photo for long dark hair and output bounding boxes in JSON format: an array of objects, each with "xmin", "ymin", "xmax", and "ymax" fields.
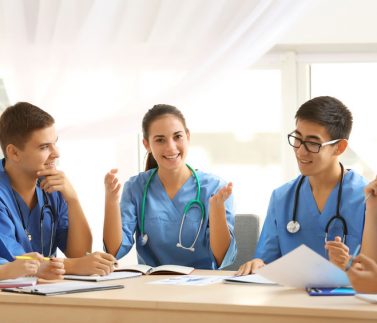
[{"xmin": 142, "ymin": 104, "xmax": 188, "ymax": 171}]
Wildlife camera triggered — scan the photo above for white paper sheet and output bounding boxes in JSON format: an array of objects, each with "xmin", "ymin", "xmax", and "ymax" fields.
[
  {"xmin": 149, "ymin": 275, "xmax": 230, "ymax": 286},
  {"xmin": 355, "ymin": 294, "xmax": 377, "ymax": 303},
  {"xmin": 256, "ymin": 244, "xmax": 350, "ymax": 288}
]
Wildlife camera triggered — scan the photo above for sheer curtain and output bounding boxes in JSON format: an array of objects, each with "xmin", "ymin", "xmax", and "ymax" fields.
[{"xmin": 0, "ymin": 0, "xmax": 315, "ymax": 253}]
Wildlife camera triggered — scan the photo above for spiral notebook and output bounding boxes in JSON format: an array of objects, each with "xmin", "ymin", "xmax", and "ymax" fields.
[{"xmin": 2, "ymin": 281, "xmax": 124, "ymax": 296}]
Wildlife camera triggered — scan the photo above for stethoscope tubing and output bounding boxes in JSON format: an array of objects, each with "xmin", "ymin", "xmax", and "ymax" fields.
[
  {"xmin": 140, "ymin": 164, "xmax": 205, "ymax": 252},
  {"xmin": 287, "ymin": 162, "xmax": 348, "ymax": 241},
  {"xmin": 13, "ymin": 184, "xmax": 58, "ymax": 257}
]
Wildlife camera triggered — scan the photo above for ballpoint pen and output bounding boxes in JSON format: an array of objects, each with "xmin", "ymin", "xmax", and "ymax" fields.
[
  {"xmin": 345, "ymin": 244, "xmax": 361, "ymax": 271},
  {"xmin": 14, "ymin": 256, "xmax": 51, "ymax": 261},
  {"xmin": 365, "ymin": 192, "xmax": 373, "ymax": 203}
]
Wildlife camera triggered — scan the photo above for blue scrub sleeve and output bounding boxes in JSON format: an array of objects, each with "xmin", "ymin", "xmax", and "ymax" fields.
[
  {"xmin": 207, "ymin": 194, "xmax": 237, "ymax": 269},
  {"xmin": 115, "ymin": 181, "xmax": 138, "ymax": 259},
  {"xmin": 0, "ymin": 207, "xmax": 27, "ymax": 261},
  {"xmin": 0, "ymin": 257, "xmax": 9, "ymax": 265},
  {"xmin": 54, "ymin": 197, "xmax": 69, "ymax": 254},
  {"xmin": 254, "ymin": 191, "xmax": 282, "ymax": 263}
]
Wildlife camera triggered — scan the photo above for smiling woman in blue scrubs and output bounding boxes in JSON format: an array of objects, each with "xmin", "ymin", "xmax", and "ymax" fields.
[
  {"xmin": 103, "ymin": 104, "xmax": 236, "ymax": 269},
  {"xmin": 237, "ymin": 96, "xmax": 367, "ymax": 275}
]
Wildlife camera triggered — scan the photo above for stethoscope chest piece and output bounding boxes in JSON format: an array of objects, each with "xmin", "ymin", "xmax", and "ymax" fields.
[
  {"xmin": 287, "ymin": 220, "xmax": 300, "ymax": 233},
  {"xmin": 140, "ymin": 234, "xmax": 148, "ymax": 246}
]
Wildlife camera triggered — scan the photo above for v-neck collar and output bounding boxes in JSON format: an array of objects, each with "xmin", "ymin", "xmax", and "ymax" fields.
[
  {"xmin": 156, "ymin": 172, "xmax": 193, "ymax": 202},
  {"xmin": 303, "ymin": 172, "xmax": 348, "ymax": 217}
]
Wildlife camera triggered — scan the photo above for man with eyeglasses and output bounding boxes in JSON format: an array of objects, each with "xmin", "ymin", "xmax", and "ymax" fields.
[{"xmin": 237, "ymin": 96, "xmax": 366, "ymax": 275}]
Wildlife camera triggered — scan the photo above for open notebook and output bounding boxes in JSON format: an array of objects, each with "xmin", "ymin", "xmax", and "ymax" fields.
[
  {"xmin": 115, "ymin": 264, "xmax": 194, "ymax": 275},
  {"xmin": 2, "ymin": 281, "xmax": 124, "ymax": 296},
  {"xmin": 64, "ymin": 271, "xmax": 141, "ymax": 282}
]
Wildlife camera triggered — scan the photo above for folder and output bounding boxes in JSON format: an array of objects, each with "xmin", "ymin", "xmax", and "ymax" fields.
[{"xmin": 2, "ymin": 281, "xmax": 124, "ymax": 296}]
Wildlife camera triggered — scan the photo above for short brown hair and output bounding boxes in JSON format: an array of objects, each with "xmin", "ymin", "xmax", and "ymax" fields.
[
  {"xmin": 0, "ymin": 102, "xmax": 55, "ymax": 156},
  {"xmin": 295, "ymin": 96, "xmax": 353, "ymax": 140}
]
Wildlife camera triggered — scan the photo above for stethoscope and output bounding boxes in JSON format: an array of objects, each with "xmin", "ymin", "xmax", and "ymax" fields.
[
  {"xmin": 13, "ymin": 181, "xmax": 58, "ymax": 257},
  {"xmin": 139, "ymin": 164, "xmax": 205, "ymax": 252},
  {"xmin": 286, "ymin": 162, "xmax": 348, "ymax": 243}
]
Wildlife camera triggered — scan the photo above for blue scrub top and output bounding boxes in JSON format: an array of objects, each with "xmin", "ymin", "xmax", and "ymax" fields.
[
  {"xmin": 255, "ymin": 170, "xmax": 366, "ymax": 263},
  {"xmin": 0, "ymin": 159, "xmax": 69, "ymax": 260},
  {"xmin": 115, "ymin": 169, "xmax": 237, "ymax": 269}
]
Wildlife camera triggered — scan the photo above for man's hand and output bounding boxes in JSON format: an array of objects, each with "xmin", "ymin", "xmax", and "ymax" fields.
[
  {"xmin": 325, "ymin": 236, "xmax": 350, "ymax": 270},
  {"xmin": 37, "ymin": 169, "xmax": 78, "ymax": 202}
]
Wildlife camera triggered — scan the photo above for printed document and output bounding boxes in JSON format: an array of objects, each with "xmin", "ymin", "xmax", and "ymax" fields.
[{"xmin": 256, "ymin": 244, "xmax": 350, "ymax": 288}]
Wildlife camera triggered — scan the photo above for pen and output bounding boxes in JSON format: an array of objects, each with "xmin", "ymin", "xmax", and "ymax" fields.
[
  {"xmin": 345, "ymin": 244, "xmax": 361, "ymax": 271},
  {"xmin": 365, "ymin": 192, "xmax": 372, "ymax": 203},
  {"xmin": 15, "ymin": 256, "xmax": 51, "ymax": 261}
]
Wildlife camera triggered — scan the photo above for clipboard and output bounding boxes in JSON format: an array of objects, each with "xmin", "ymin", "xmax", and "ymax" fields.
[{"xmin": 2, "ymin": 281, "xmax": 124, "ymax": 296}]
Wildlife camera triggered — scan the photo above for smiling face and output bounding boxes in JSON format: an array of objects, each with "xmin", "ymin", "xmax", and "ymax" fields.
[
  {"xmin": 292, "ymin": 119, "xmax": 340, "ymax": 177},
  {"xmin": 11, "ymin": 126, "xmax": 60, "ymax": 178},
  {"xmin": 143, "ymin": 114, "xmax": 190, "ymax": 172}
]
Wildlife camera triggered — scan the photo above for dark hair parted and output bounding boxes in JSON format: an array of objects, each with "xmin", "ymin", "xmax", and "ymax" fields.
[
  {"xmin": 0, "ymin": 102, "xmax": 55, "ymax": 156},
  {"xmin": 142, "ymin": 104, "xmax": 188, "ymax": 171},
  {"xmin": 295, "ymin": 96, "xmax": 353, "ymax": 140}
]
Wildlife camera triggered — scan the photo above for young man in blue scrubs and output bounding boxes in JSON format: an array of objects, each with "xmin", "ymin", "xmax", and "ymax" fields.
[
  {"xmin": 0, "ymin": 102, "xmax": 116, "ymax": 278},
  {"xmin": 237, "ymin": 96, "xmax": 366, "ymax": 275}
]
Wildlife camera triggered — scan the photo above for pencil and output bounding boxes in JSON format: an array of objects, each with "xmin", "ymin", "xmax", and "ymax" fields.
[
  {"xmin": 14, "ymin": 256, "xmax": 51, "ymax": 261},
  {"xmin": 345, "ymin": 244, "xmax": 361, "ymax": 271},
  {"xmin": 365, "ymin": 192, "xmax": 372, "ymax": 203}
]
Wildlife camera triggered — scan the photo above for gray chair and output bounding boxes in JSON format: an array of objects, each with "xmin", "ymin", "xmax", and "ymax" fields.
[{"xmin": 224, "ymin": 214, "xmax": 260, "ymax": 270}]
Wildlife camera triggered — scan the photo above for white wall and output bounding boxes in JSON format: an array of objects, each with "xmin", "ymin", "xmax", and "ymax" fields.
[{"xmin": 279, "ymin": 0, "xmax": 377, "ymax": 45}]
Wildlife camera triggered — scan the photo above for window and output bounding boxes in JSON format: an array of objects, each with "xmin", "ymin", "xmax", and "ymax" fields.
[{"xmin": 311, "ymin": 62, "xmax": 377, "ymax": 179}]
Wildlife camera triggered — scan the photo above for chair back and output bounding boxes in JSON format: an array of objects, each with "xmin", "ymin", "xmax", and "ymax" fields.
[{"xmin": 225, "ymin": 213, "xmax": 259, "ymax": 270}]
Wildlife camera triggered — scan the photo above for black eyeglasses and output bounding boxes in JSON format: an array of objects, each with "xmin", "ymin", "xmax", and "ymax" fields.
[{"xmin": 287, "ymin": 133, "xmax": 341, "ymax": 153}]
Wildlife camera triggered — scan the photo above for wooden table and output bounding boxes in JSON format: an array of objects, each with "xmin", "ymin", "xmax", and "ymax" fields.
[{"xmin": 1, "ymin": 270, "xmax": 376, "ymax": 323}]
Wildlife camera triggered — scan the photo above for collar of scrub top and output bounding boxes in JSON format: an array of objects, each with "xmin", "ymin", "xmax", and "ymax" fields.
[
  {"xmin": 139, "ymin": 164, "xmax": 205, "ymax": 252},
  {"xmin": 287, "ymin": 162, "xmax": 348, "ymax": 243},
  {"xmin": 12, "ymin": 180, "xmax": 58, "ymax": 257}
]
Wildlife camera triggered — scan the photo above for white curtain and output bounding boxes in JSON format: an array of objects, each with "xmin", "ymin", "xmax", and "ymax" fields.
[
  {"xmin": 0, "ymin": 0, "xmax": 315, "ymax": 135},
  {"xmin": 0, "ymin": 0, "xmax": 315, "ymax": 253}
]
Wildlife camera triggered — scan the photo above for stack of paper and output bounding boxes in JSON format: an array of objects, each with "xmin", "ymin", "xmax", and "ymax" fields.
[{"xmin": 0, "ymin": 277, "xmax": 37, "ymax": 288}]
